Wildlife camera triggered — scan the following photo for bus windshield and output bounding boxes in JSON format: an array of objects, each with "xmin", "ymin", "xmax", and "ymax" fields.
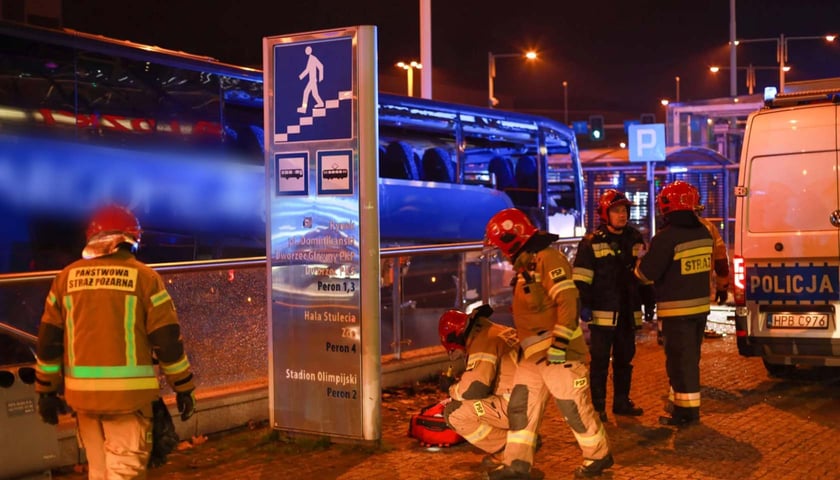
[{"xmin": 0, "ymin": 20, "xmax": 584, "ymax": 275}]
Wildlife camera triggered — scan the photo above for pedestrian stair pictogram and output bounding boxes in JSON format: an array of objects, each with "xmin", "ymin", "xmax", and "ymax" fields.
[{"xmin": 274, "ymin": 90, "xmax": 353, "ymax": 143}]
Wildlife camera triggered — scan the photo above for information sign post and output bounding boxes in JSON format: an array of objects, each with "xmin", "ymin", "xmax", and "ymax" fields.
[{"xmin": 263, "ymin": 26, "xmax": 380, "ymax": 442}]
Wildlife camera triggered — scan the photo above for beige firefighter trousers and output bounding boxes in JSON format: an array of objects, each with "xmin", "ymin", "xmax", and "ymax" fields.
[
  {"xmin": 446, "ymin": 394, "xmax": 510, "ymax": 454},
  {"xmin": 76, "ymin": 410, "xmax": 152, "ymax": 479},
  {"xmin": 502, "ymin": 356, "xmax": 610, "ymax": 470}
]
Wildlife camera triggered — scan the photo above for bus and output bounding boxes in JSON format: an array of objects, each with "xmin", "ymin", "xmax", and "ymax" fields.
[{"xmin": 0, "ymin": 20, "xmax": 584, "ymax": 331}]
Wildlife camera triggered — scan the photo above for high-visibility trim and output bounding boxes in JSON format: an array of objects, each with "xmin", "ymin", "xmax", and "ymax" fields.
[
  {"xmin": 466, "ymin": 352, "xmax": 498, "ymax": 366},
  {"xmin": 591, "ymin": 310, "xmax": 616, "ymax": 327},
  {"xmin": 573, "ymin": 424, "xmax": 607, "ymax": 447},
  {"xmin": 161, "ymin": 355, "xmax": 191, "ymax": 375},
  {"xmin": 673, "ymin": 246, "xmax": 712, "ymax": 260},
  {"xmin": 673, "ymin": 391, "xmax": 701, "ymax": 408},
  {"xmin": 64, "ymin": 295, "xmax": 76, "ymax": 366},
  {"xmin": 47, "ymin": 291, "xmax": 57, "ymax": 307},
  {"xmin": 548, "ymin": 279, "xmax": 576, "ymax": 299},
  {"xmin": 657, "ymin": 297, "xmax": 710, "ymax": 317},
  {"xmin": 36, "ymin": 359, "xmax": 61, "ymax": 374},
  {"xmin": 464, "ymin": 422, "xmax": 492, "ymax": 444},
  {"xmin": 573, "ymin": 267, "xmax": 594, "ymax": 284},
  {"xmin": 522, "ymin": 337, "xmax": 552, "ymax": 360},
  {"xmin": 552, "ymin": 325, "xmax": 583, "ymax": 341},
  {"xmin": 592, "ymin": 244, "xmax": 616, "ymax": 258},
  {"xmin": 68, "ymin": 365, "xmax": 155, "ymax": 379},
  {"xmin": 633, "ymin": 311, "xmax": 642, "ymax": 326},
  {"xmin": 66, "ymin": 376, "xmax": 159, "ymax": 391},
  {"xmin": 507, "ymin": 429, "xmax": 537, "ymax": 446},
  {"xmin": 150, "ymin": 289, "xmax": 171, "ymax": 307},
  {"xmin": 124, "ymin": 295, "xmax": 137, "ymax": 366},
  {"xmin": 674, "ymin": 239, "xmax": 713, "ymax": 254}
]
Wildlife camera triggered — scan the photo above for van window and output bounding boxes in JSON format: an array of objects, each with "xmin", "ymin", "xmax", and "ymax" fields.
[{"xmin": 747, "ymin": 152, "xmax": 837, "ymax": 233}]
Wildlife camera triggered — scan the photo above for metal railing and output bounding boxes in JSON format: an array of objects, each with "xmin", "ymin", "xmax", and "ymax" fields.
[{"xmin": 1, "ymin": 239, "xmax": 582, "ymax": 367}]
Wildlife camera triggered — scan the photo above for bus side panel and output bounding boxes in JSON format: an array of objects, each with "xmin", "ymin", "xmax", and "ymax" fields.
[{"xmin": 378, "ymin": 178, "xmax": 513, "ymax": 243}]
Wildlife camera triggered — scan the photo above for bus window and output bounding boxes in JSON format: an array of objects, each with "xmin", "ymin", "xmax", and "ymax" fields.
[{"xmin": 0, "ymin": 21, "xmax": 585, "ymax": 276}]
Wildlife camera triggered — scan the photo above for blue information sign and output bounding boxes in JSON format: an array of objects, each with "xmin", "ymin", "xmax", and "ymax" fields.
[
  {"xmin": 628, "ymin": 123, "xmax": 665, "ymax": 162},
  {"xmin": 572, "ymin": 121, "xmax": 588, "ymax": 135},
  {"xmin": 273, "ymin": 37, "xmax": 353, "ymax": 143}
]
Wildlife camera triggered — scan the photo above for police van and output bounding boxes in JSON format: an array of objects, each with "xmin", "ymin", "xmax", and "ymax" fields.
[{"xmin": 733, "ymin": 79, "xmax": 840, "ymax": 376}]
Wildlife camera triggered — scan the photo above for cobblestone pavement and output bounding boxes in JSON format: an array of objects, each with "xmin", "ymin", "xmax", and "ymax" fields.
[{"xmin": 53, "ymin": 324, "xmax": 840, "ymax": 480}]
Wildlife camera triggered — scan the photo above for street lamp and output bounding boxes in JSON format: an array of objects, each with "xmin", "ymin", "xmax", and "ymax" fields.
[
  {"xmin": 396, "ymin": 61, "xmax": 422, "ymax": 97},
  {"xmin": 733, "ymin": 34, "xmax": 836, "ymax": 93},
  {"xmin": 487, "ymin": 50, "xmax": 538, "ymax": 108},
  {"xmin": 675, "ymin": 76, "xmax": 680, "ymax": 103},
  {"xmin": 562, "ymin": 81, "xmax": 568, "ymax": 125},
  {"xmin": 709, "ymin": 64, "xmax": 789, "ymax": 95}
]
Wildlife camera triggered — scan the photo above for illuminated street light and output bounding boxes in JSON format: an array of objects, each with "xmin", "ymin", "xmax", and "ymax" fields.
[
  {"xmin": 487, "ymin": 50, "xmax": 538, "ymax": 108},
  {"xmin": 732, "ymin": 33, "xmax": 837, "ymax": 93},
  {"xmin": 562, "ymin": 80, "xmax": 568, "ymax": 125},
  {"xmin": 396, "ymin": 60, "xmax": 422, "ymax": 97},
  {"xmin": 660, "ymin": 99, "xmax": 670, "ymax": 106},
  {"xmin": 709, "ymin": 64, "xmax": 788, "ymax": 95}
]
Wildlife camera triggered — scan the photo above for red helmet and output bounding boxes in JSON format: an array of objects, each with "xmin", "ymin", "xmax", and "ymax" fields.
[
  {"xmin": 657, "ymin": 181, "xmax": 699, "ymax": 215},
  {"xmin": 484, "ymin": 208, "xmax": 537, "ymax": 259},
  {"xmin": 438, "ymin": 309, "xmax": 470, "ymax": 353},
  {"xmin": 86, "ymin": 205, "xmax": 142, "ymax": 244},
  {"xmin": 597, "ymin": 189, "xmax": 631, "ymax": 223}
]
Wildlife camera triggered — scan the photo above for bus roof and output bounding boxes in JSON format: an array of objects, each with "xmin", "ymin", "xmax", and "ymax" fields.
[{"xmin": 1, "ymin": 19, "xmax": 576, "ymax": 147}]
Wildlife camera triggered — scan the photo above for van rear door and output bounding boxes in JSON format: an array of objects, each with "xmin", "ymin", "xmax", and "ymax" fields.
[{"xmin": 741, "ymin": 104, "xmax": 840, "ymax": 305}]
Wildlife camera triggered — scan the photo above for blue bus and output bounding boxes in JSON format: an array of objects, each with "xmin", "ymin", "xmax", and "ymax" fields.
[{"xmin": 0, "ymin": 20, "xmax": 584, "ymax": 329}]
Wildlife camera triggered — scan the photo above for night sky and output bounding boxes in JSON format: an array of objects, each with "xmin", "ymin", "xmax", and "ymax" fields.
[{"xmin": 62, "ymin": 0, "xmax": 840, "ymax": 122}]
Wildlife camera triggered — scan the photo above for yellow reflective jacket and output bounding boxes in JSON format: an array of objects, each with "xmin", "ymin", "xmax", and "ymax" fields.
[{"xmin": 36, "ymin": 250, "xmax": 194, "ymax": 414}]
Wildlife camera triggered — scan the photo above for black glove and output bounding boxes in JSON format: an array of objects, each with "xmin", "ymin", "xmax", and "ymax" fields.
[
  {"xmin": 580, "ymin": 307, "xmax": 592, "ymax": 322},
  {"xmin": 715, "ymin": 289, "xmax": 728, "ymax": 305},
  {"xmin": 176, "ymin": 390, "xmax": 196, "ymax": 421},
  {"xmin": 38, "ymin": 393, "xmax": 66, "ymax": 425},
  {"xmin": 644, "ymin": 303, "xmax": 656, "ymax": 322},
  {"xmin": 438, "ymin": 372, "xmax": 456, "ymax": 393}
]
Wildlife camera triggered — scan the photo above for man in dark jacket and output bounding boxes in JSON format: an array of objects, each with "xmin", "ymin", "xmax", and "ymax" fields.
[
  {"xmin": 635, "ymin": 181, "xmax": 713, "ymax": 427},
  {"xmin": 574, "ymin": 190, "xmax": 654, "ymax": 422}
]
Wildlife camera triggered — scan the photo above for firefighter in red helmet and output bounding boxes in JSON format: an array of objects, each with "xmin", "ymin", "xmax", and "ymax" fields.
[
  {"xmin": 484, "ymin": 208, "xmax": 612, "ymax": 479},
  {"xmin": 438, "ymin": 305, "xmax": 519, "ymax": 469},
  {"xmin": 573, "ymin": 189, "xmax": 654, "ymax": 423},
  {"xmin": 35, "ymin": 204, "xmax": 197, "ymax": 477},
  {"xmin": 635, "ymin": 181, "xmax": 713, "ymax": 427},
  {"xmin": 687, "ymin": 184, "xmax": 730, "ymax": 306}
]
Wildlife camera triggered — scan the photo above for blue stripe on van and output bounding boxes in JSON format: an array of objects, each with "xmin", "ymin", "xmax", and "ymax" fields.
[{"xmin": 746, "ymin": 264, "xmax": 839, "ymax": 303}]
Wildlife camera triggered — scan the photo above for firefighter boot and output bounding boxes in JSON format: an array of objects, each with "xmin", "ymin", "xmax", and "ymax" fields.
[
  {"xmin": 612, "ymin": 365, "xmax": 642, "ymax": 416},
  {"xmin": 612, "ymin": 398, "xmax": 643, "ymax": 416},
  {"xmin": 481, "ymin": 451, "xmax": 504, "ymax": 470},
  {"xmin": 485, "ymin": 462, "xmax": 531, "ymax": 480},
  {"xmin": 574, "ymin": 453, "xmax": 614, "ymax": 478},
  {"xmin": 658, "ymin": 406, "xmax": 699, "ymax": 427}
]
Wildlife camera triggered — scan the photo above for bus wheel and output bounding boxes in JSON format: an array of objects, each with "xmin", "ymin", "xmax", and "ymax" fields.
[{"xmin": 762, "ymin": 359, "xmax": 795, "ymax": 378}]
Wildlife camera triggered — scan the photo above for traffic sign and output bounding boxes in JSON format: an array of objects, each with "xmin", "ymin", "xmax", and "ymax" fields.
[{"xmin": 628, "ymin": 123, "xmax": 665, "ymax": 162}]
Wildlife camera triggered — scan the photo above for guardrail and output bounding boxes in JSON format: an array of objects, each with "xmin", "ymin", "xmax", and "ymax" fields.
[{"xmin": 1, "ymin": 239, "xmax": 581, "ymax": 366}]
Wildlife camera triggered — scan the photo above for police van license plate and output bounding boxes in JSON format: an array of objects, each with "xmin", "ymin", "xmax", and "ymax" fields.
[{"xmin": 766, "ymin": 313, "xmax": 829, "ymax": 329}]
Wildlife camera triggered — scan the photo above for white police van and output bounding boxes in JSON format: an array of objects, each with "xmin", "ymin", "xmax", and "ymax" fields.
[{"xmin": 733, "ymin": 78, "xmax": 840, "ymax": 376}]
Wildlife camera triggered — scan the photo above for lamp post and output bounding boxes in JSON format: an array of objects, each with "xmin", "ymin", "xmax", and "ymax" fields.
[
  {"xmin": 396, "ymin": 61, "xmax": 422, "ymax": 97},
  {"xmin": 733, "ymin": 34, "xmax": 836, "ymax": 93},
  {"xmin": 562, "ymin": 81, "xmax": 568, "ymax": 125},
  {"xmin": 675, "ymin": 76, "xmax": 680, "ymax": 103},
  {"xmin": 487, "ymin": 50, "xmax": 537, "ymax": 108},
  {"xmin": 710, "ymin": 64, "xmax": 789, "ymax": 95}
]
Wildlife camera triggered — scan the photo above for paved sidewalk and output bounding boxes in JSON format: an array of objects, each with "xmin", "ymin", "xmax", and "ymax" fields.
[{"xmin": 52, "ymin": 324, "xmax": 840, "ymax": 480}]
